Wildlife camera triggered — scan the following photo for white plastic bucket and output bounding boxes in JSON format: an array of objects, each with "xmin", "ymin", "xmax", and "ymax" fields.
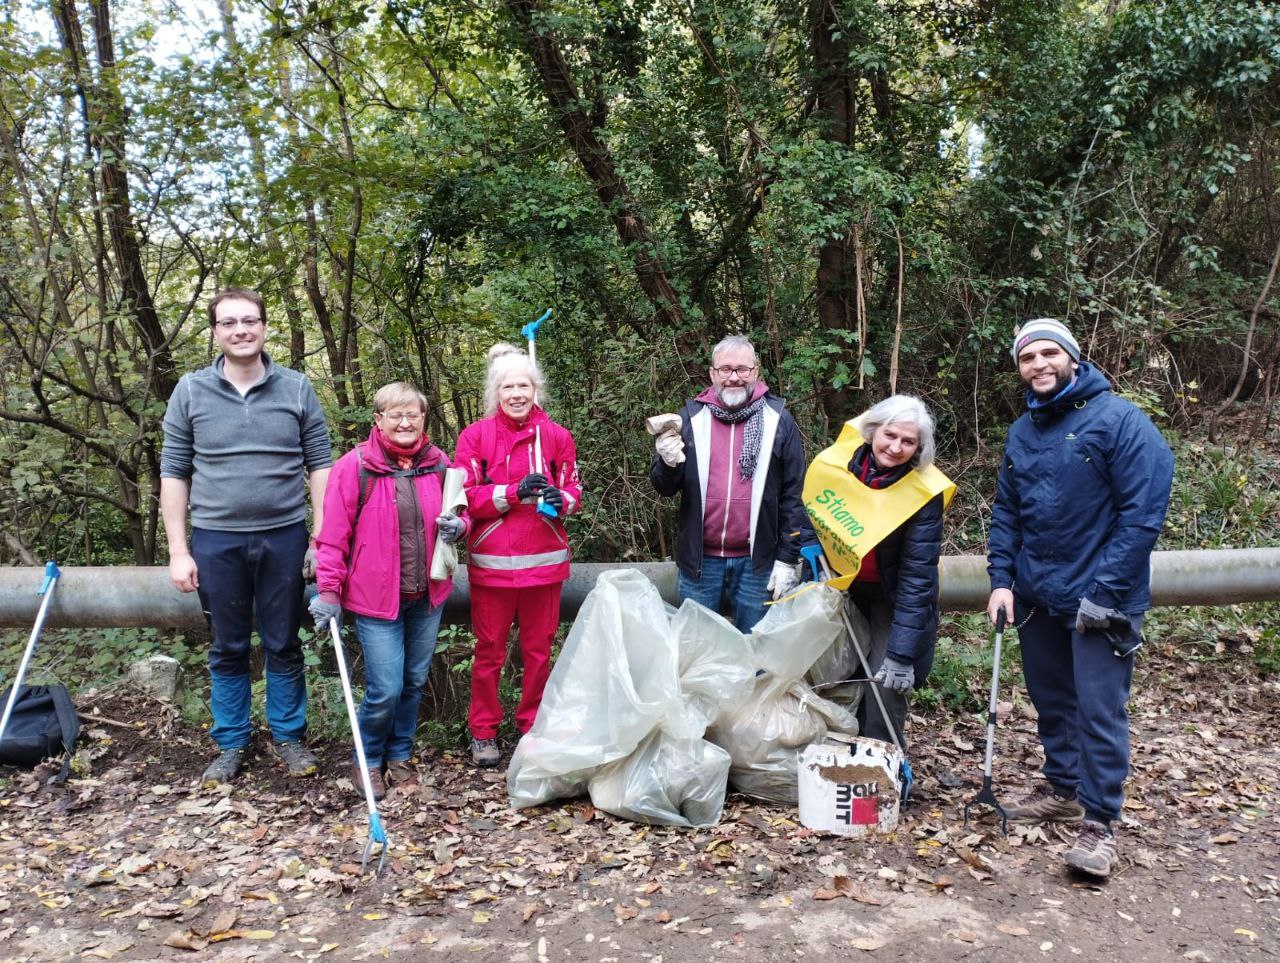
[{"xmin": 797, "ymin": 739, "xmax": 903, "ymax": 837}]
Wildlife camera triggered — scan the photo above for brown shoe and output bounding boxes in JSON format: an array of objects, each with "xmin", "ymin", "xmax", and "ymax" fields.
[
  {"xmin": 352, "ymin": 763, "xmax": 386, "ymax": 801},
  {"xmin": 1004, "ymin": 786, "xmax": 1085, "ymax": 824},
  {"xmin": 384, "ymin": 759, "xmax": 417, "ymax": 787}
]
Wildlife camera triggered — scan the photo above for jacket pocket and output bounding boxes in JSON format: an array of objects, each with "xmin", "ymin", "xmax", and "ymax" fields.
[{"xmin": 472, "ymin": 519, "xmax": 503, "ymax": 549}]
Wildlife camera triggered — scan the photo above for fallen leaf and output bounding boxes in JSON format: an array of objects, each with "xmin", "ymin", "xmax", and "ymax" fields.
[
  {"xmin": 1234, "ymin": 929, "xmax": 1257, "ymax": 941},
  {"xmin": 209, "ymin": 909, "xmax": 238, "ymax": 935},
  {"xmin": 1209, "ymin": 833, "xmax": 1239, "ymax": 845},
  {"xmin": 653, "ymin": 910, "xmax": 672, "ymax": 923},
  {"xmin": 522, "ymin": 904, "xmax": 541, "ymax": 923},
  {"xmin": 851, "ymin": 937, "xmax": 887, "ymax": 951},
  {"xmin": 813, "ymin": 888, "xmax": 842, "ymax": 901},
  {"xmin": 163, "ymin": 931, "xmax": 207, "ymax": 951},
  {"xmin": 997, "ymin": 922, "xmax": 1030, "ymax": 936},
  {"xmin": 614, "ymin": 905, "xmax": 638, "ymax": 921},
  {"xmin": 472, "ymin": 911, "xmax": 490, "ymax": 924}
]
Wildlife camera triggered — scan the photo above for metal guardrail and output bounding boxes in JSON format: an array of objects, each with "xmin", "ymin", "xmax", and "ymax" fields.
[{"xmin": 0, "ymin": 550, "xmax": 1277, "ymax": 629}]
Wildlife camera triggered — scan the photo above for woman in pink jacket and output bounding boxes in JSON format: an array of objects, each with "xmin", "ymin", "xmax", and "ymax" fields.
[
  {"xmin": 456, "ymin": 344, "xmax": 582, "ymax": 767},
  {"xmin": 309, "ymin": 382, "xmax": 467, "ymax": 799}
]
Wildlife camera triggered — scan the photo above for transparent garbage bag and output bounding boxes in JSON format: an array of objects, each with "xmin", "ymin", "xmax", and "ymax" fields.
[
  {"xmin": 588, "ymin": 730, "xmax": 732, "ymax": 828},
  {"xmin": 806, "ymin": 596, "xmax": 873, "ymax": 715},
  {"xmin": 507, "ymin": 569, "xmax": 681, "ymax": 808},
  {"xmin": 705, "ymin": 583, "xmax": 858, "ymax": 804}
]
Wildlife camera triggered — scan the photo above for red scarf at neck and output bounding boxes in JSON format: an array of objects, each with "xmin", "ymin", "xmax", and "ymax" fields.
[{"xmin": 375, "ymin": 429, "xmax": 431, "ymax": 470}]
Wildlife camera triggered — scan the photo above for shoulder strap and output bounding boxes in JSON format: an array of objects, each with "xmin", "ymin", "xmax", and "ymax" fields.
[
  {"xmin": 48, "ymin": 685, "xmax": 79, "ymax": 786},
  {"xmin": 478, "ymin": 418, "xmax": 500, "ymax": 484}
]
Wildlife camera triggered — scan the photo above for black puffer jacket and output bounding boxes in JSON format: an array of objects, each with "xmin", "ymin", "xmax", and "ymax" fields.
[{"xmin": 848, "ymin": 445, "xmax": 944, "ymax": 687}]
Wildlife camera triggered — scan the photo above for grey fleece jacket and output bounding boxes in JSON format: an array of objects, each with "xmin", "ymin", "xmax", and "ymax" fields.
[{"xmin": 160, "ymin": 354, "xmax": 332, "ymax": 532}]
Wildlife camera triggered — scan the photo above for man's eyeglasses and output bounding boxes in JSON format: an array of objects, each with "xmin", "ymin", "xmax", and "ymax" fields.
[
  {"xmin": 215, "ymin": 316, "xmax": 263, "ymax": 331},
  {"xmin": 712, "ymin": 365, "xmax": 757, "ymax": 378},
  {"xmin": 378, "ymin": 411, "xmax": 424, "ymax": 424}
]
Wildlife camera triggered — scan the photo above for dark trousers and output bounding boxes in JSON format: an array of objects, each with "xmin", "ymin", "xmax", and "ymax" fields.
[
  {"xmin": 1016, "ymin": 600, "xmax": 1141, "ymax": 824},
  {"xmin": 847, "ymin": 585, "xmax": 909, "ymax": 750},
  {"xmin": 192, "ymin": 522, "xmax": 308, "ymax": 748}
]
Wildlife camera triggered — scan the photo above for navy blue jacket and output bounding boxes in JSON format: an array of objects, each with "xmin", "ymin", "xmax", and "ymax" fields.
[
  {"xmin": 650, "ymin": 393, "xmax": 811, "ymax": 577},
  {"xmin": 846, "ymin": 446, "xmax": 944, "ymax": 686},
  {"xmin": 987, "ymin": 364, "xmax": 1174, "ymax": 616}
]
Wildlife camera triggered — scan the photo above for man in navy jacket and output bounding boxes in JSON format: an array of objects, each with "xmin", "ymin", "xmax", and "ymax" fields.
[
  {"xmin": 650, "ymin": 336, "xmax": 810, "ymax": 631},
  {"xmin": 987, "ymin": 318, "xmax": 1173, "ymax": 879}
]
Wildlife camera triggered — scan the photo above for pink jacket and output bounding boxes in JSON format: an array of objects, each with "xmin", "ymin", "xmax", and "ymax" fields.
[
  {"xmin": 455, "ymin": 407, "xmax": 582, "ymax": 588},
  {"xmin": 314, "ymin": 434, "xmax": 462, "ymax": 619}
]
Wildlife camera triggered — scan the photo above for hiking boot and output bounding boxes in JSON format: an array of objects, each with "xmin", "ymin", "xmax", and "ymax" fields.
[
  {"xmin": 1004, "ymin": 786, "xmax": 1085, "ymax": 824},
  {"xmin": 201, "ymin": 748, "xmax": 247, "ymax": 787},
  {"xmin": 470, "ymin": 737, "xmax": 500, "ymax": 768},
  {"xmin": 352, "ymin": 763, "xmax": 386, "ymax": 802},
  {"xmin": 384, "ymin": 759, "xmax": 416, "ymax": 787},
  {"xmin": 1065, "ymin": 819, "xmax": 1117, "ymax": 878},
  {"xmin": 274, "ymin": 741, "xmax": 319, "ymax": 777}
]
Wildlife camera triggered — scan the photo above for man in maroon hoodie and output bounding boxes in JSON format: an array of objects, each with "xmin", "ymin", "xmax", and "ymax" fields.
[{"xmin": 650, "ymin": 336, "xmax": 812, "ymax": 631}]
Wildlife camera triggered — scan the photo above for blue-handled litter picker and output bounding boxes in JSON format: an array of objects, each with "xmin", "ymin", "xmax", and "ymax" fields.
[
  {"xmin": 963, "ymin": 609, "xmax": 1010, "ymax": 835},
  {"xmin": 0, "ymin": 561, "xmax": 62, "ymax": 745},
  {"xmin": 800, "ymin": 544, "xmax": 914, "ymax": 805},
  {"xmin": 520, "ymin": 308, "xmax": 559, "ymax": 520},
  {"xmin": 327, "ymin": 616, "xmax": 388, "ymax": 876}
]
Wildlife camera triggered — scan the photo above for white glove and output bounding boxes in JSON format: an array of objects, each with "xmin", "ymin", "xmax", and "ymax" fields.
[
  {"xmin": 655, "ymin": 431, "xmax": 685, "ymax": 467},
  {"xmin": 767, "ymin": 559, "xmax": 800, "ymax": 600}
]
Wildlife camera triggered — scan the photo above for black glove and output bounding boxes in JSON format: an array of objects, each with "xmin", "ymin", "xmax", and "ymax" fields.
[
  {"xmin": 540, "ymin": 486, "xmax": 564, "ymax": 511},
  {"xmin": 1075, "ymin": 597, "xmax": 1127, "ymax": 634},
  {"xmin": 517, "ymin": 473, "xmax": 548, "ymax": 501}
]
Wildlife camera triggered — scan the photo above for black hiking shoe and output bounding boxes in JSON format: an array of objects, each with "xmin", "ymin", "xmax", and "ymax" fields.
[
  {"xmin": 201, "ymin": 748, "xmax": 247, "ymax": 787},
  {"xmin": 274, "ymin": 741, "xmax": 319, "ymax": 777}
]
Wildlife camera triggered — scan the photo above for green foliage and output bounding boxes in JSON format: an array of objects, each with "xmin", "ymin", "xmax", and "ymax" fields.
[{"xmin": 915, "ymin": 613, "xmax": 1022, "ymax": 713}]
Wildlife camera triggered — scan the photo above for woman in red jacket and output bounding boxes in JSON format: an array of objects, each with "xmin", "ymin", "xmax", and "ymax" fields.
[
  {"xmin": 456, "ymin": 343, "xmax": 582, "ymax": 767},
  {"xmin": 309, "ymin": 382, "xmax": 468, "ymax": 798}
]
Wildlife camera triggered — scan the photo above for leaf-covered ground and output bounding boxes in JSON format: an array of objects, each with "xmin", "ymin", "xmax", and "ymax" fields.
[{"xmin": 1, "ymin": 646, "xmax": 1276, "ymax": 962}]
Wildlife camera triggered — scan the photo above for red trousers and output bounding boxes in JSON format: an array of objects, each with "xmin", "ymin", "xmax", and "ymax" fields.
[{"xmin": 467, "ymin": 582, "xmax": 562, "ymax": 738}]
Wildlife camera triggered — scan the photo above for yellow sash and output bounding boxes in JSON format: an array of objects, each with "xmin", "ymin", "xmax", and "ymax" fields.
[{"xmin": 803, "ymin": 420, "xmax": 956, "ymax": 590}]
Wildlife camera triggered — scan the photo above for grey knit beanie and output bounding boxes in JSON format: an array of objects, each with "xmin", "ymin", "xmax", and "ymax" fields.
[{"xmin": 1011, "ymin": 318, "xmax": 1081, "ymax": 363}]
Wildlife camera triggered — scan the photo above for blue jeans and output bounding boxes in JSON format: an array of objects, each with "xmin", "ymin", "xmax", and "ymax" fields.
[
  {"xmin": 193, "ymin": 522, "xmax": 308, "ymax": 749},
  {"xmin": 679, "ymin": 555, "xmax": 770, "ymax": 633},
  {"xmin": 353, "ymin": 596, "xmax": 443, "ymax": 767},
  {"xmin": 1016, "ymin": 601, "xmax": 1142, "ymax": 825}
]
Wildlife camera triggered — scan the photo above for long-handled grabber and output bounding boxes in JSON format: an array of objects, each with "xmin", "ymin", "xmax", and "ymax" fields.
[
  {"xmin": 963, "ymin": 610, "xmax": 1009, "ymax": 836},
  {"xmin": 520, "ymin": 308, "xmax": 559, "ymax": 519},
  {"xmin": 0, "ymin": 561, "xmax": 62, "ymax": 745},
  {"xmin": 327, "ymin": 616, "xmax": 388, "ymax": 876},
  {"xmin": 799, "ymin": 545, "xmax": 914, "ymax": 805}
]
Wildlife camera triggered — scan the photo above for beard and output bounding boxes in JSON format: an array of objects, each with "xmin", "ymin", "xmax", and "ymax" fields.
[
  {"xmin": 1030, "ymin": 369, "xmax": 1074, "ymax": 401},
  {"xmin": 717, "ymin": 386, "xmax": 749, "ymax": 408}
]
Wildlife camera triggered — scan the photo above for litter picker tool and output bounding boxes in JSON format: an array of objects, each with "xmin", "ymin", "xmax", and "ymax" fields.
[
  {"xmin": 520, "ymin": 308, "xmax": 559, "ymax": 519},
  {"xmin": 963, "ymin": 609, "xmax": 1010, "ymax": 836},
  {"xmin": 0, "ymin": 561, "xmax": 61, "ymax": 746},
  {"xmin": 327, "ymin": 616, "xmax": 388, "ymax": 876},
  {"xmin": 799, "ymin": 544, "xmax": 914, "ymax": 805}
]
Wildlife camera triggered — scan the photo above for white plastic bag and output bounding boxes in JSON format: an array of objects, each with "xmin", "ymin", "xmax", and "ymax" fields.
[
  {"xmin": 507, "ymin": 570, "xmax": 681, "ymax": 808},
  {"xmin": 429, "ymin": 467, "xmax": 468, "ymax": 581}
]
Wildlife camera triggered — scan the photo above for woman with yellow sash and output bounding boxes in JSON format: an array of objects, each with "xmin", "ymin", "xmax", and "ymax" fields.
[{"xmin": 803, "ymin": 395, "xmax": 956, "ymax": 748}]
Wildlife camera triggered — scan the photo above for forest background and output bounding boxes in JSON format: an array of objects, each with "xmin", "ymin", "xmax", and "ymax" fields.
[{"xmin": 1, "ymin": 0, "xmax": 1278, "ymax": 599}]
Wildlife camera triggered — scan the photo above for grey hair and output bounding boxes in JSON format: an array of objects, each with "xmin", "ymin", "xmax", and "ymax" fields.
[
  {"xmin": 858, "ymin": 394, "xmax": 936, "ymax": 468},
  {"xmin": 710, "ymin": 334, "xmax": 756, "ymax": 366},
  {"xmin": 483, "ymin": 342, "xmax": 547, "ymax": 417}
]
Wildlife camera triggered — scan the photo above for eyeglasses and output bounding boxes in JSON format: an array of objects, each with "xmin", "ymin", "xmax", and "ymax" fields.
[
  {"xmin": 712, "ymin": 365, "xmax": 757, "ymax": 378},
  {"xmin": 377, "ymin": 411, "xmax": 424, "ymax": 424},
  {"xmin": 215, "ymin": 316, "xmax": 263, "ymax": 331}
]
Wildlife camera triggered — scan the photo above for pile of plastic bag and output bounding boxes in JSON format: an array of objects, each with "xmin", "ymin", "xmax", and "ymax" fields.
[
  {"xmin": 706, "ymin": 583, "xmax": 858, "ymax": 804},
  {"xmin": 507, "ymin": 569, "xmax": 860, "ymax": 824}
]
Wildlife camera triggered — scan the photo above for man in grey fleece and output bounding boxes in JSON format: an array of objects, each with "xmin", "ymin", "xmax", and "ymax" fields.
[{"xmin": 160, "ymin": 288, "xmax": 332, "ymax": 787}]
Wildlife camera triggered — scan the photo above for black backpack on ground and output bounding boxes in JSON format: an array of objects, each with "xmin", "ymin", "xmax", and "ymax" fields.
[{"xmin": 0, "ymin": 684, "xmax": 80, "ymax": 784}]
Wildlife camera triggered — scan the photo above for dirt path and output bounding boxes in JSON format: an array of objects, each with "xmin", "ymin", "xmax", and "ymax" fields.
[{"xmin": 1, "ymin": 653, "xmax": 1277, "ymax": 962}]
